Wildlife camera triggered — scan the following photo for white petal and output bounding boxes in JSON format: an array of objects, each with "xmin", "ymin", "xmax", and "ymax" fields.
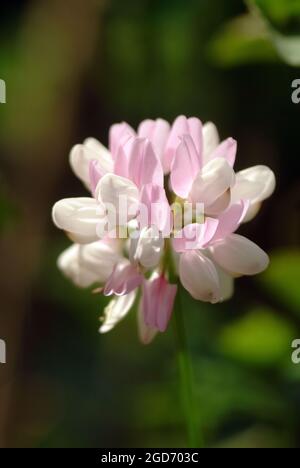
[
  {"xmin": 129, "ymin": 227, "xmax": 164, "ymax": 269},
  {"xmin": 84, "ymin": 137, "xmax": 108, "ymax": 154},
  {"xmin": 96, "ymin": 173, "xmax": 139, "ymax": 221},
  {"xmin": 57, "ymin": 244, "xmax": 82, "ymax": 285},
  {"xmin": 52, "ymin": 197, "xmax": 104, "ymax": 243},
  {"xmin": 69, "ymin": 140, "xmax": 113, "ymax": 189},
  {"xmin": 99, "ymin": 290, "xmax": 137, "ymax": 334},
  {"xmin": 179, "ymin": 250, "xmax": 221, "ymax": 303},
  {"xmin": 58, "ymin": 241, "xmax": 120, "ymax": 287},
  {"xmin": 211, "ymin": 234, "xmax": 269, "ymax": 276},
  {"xmin": 242, "ymin": 201, "xmax": 262, "ymax": 223},
  {"xmin": 137, "ymin": 301, "xmax": 158, "ymax": 345},
  {"xmin": 190, "ymin": 157, "xmax": 235, "ymax": 207},
  {"xmin": 202, "ymin": 122, "xmax": 220, "ymax": 164},
  {"xmin": 79, "ymin": 241, "xmax": 121, "ymax": 284},
  {"xmin": 231, "ymin": 165, "xmax": 276, "ymax": 206}
]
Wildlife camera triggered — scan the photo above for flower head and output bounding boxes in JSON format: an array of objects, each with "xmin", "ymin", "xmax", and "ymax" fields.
[{"xmin": 52, "ymin": 116, "xmax": 275, "ymax": 343}]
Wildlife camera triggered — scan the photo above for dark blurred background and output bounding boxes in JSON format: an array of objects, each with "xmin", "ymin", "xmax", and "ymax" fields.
[{"xmin": 0, "ymin": 0, "xmax": 300, "ymax": 448}]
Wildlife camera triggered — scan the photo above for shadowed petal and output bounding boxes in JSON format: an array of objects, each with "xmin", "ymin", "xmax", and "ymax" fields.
[
  {"xmin": 58, "ymin": 241, "xmax": 121, "ymax": 287},
  {"xmin": 173, "ymin": 218, "xmax": 219, "ymax": 252},
  {"xmin": 211, "ymin": 234, "xmax": 270, "ymax": 276},
  {"xmin": 129, "ymin": 227, "xmax": 164, "ymax": 269},
  {"xmin": 96, "ymin": 173, "xmax": 139, "ymax": 220},
  {"xmin": 104, "ymin": 260, "xmax": 142, "ymax": 296},
  {"xmin": 179, "ymin": 250, "xmax": 221, "ymax": 303},
  {"xmin": 190, "ymin": 157, "xmax": 235, "ymax": 207}
]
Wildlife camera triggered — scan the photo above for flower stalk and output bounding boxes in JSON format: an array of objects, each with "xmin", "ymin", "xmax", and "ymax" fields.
[
  {"xmin": 173, "ymin": 288, "xmax": 200, "ymax": 448},
  {"xmin": 165, "ymin": 239, "xmax": 202, "ymax": 448}
]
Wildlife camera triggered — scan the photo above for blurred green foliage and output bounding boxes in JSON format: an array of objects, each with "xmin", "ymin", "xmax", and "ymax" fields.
[
  {"xmin": 0, "ymin": 184, "xmax": 19, "ymax": 232},
  {"xmin": 251, "ymin": 0, "xmax": 300, "ymax": 31},
  {"xmin": 209, "ymin": 0, "xmax": 300, "ymax": 66},
  {"xmin": 259, "ymin": 250, "xmax": 300, "ymax": 314},
  {"xmin": 219, "ymin": 307, "xmax": 296, "ymax": 367},
  {"xmin": 0, "ymin": 0, "xmax": 300, "ymax": 448},
  {"xmin": 208, "ymin": 14, "xmax": 279, "ymax": 67}
]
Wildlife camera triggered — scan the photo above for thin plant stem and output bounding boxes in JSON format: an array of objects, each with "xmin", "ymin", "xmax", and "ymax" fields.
[
  {"xmin": 173, "ymin": 286, "xmax": 202, "ymax": 448},
  {"xmin": 164, "ymin": 240, "xmax": 203, "ymax": 448}
]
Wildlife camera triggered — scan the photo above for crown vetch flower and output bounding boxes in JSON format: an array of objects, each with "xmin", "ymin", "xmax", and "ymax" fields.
[{"xmin": 52, "ymin": 116, "xmax": 275, "ymax": 343}]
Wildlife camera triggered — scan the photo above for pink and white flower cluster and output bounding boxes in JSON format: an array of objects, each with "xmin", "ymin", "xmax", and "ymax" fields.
[{"xmin": 52, "ymin": 116, "xmax": 275, "ymax": 343}]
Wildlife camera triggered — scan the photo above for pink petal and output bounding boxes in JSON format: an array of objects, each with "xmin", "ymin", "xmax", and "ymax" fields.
[
  {"xmin": 205, "ymin": 190, "xmax": 231, "ymax": 216},
  {"xmin": 128, "ymin": 138, "xmax": 164, "ymax": 189},
  {"xmin": 138, "ymin": 118, "xmax": 170, "ymax": 162},
  {"xmin": 164, "ymin": 115, "xmax": 203, "ymax": 173},
  {"xmin": 142, "ymin": 275, "xmax": 177, "ymax": 332},
  {"xmin": 164, "ymin": 115, "xmax": 189, "ymax": 173},
  {"xmin": 137, "ymin": 302, "xmax": 158, "ymax": 345},
  {"xmin": 156, "ymin": 278, "xmax": 177, "ymax": 331},
  {"xmin": 103, "ymin": 260, "xmax": 142, "ymax": 296},
  {"xmin": 173, "ymin": 218, "xmax": 219, "ymax": 252},
  {"xmin": 142, "ymin": 276, "xmax": 157, "ymax": 329},
  {"xmin": 89, "ymin": 160, "xmax": 104, "ymax": 195},
  {"xmin": 187, "ymin": 117, "xmax": 203, "ymax": 158},
  {"xmin": 170, "ymin": 135, "xmax": 202, "ymax": 198},
  {"xmin": 210, "ymin": 138, "xmax": 237, "ymax": 167},
  {"xmin": 137, "ymin": 119, "xmax": 154, "ymax": 139},
  {"xmin": 114, "ymin": 143, "xmax": 129, "ymax": 179},
  {"xmin": 139, "ymin": 183, "xmax": 172, "ymax": 235},
  {"xmin": 113, "ymin": 135, "xmax": 135, "ymax": 179},
  {"xmin": 211, "ymin": 199, "xmax": 250, "ymax": 243},
  {"xmin": 109, "ymin": 122, "xmax": 135, "ymax": 159}
]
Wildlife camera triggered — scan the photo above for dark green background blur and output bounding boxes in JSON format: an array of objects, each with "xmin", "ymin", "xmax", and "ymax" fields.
[{"xmin": 0, "ymin": 0, "xmax": 300, "ymax": 448}]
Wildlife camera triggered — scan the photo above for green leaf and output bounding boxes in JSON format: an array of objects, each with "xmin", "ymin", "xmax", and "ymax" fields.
[{"xmin": 219, "ymin": 307, "xmax": 295, "ymax": 367}]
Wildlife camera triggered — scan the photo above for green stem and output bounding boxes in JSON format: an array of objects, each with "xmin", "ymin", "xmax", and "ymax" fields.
[
  {"xmin": 164, "ymin": 239, "xmax": 203, "ymax": 448},
  {"xmin": 173, "ymin": 288, "xmax": 201, "ymax": 448}
]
